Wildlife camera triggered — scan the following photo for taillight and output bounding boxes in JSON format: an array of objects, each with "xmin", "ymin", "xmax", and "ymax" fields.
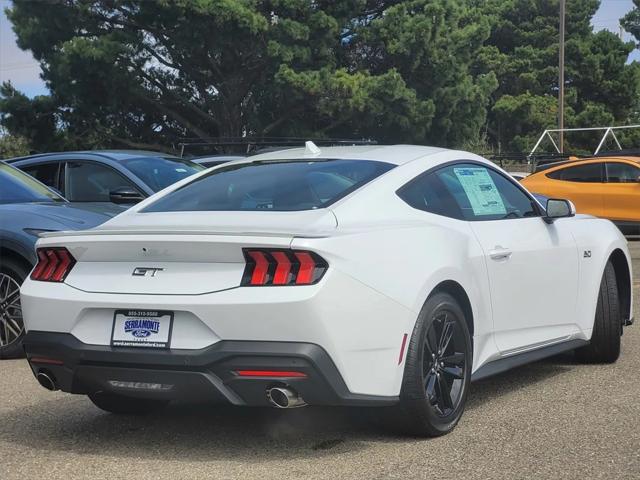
[
  {"xmin": 241, "ymin": 249, "xmax": 327, "ymax": 286},
  {"xmin": 30, "ymin": 247, "xmax": 76, "ymax": 282}
]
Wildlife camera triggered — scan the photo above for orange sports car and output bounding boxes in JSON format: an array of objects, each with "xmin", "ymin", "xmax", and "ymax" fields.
[{"xmin": 521, "ymin": 156, "xmax": 640, "ymax": 233}]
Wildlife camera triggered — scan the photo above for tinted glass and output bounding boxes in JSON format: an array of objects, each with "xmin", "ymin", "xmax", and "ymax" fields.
[
  {"xmin": 399, "ymin": 164, "xmax": 538, "ymax": 221},
  {"xmin": 606, "ymin": 162, "xmax": 640, "ymax": 183},
  {"xmin": 66, "ymin": 161, "xmax": 138, "ymax": 202},
  {"xmin": 0, "ymin": 163, "xmax": 64, "ymax": 204},
  {"xmin": 120, "ymin": 157, "xmax": 204, "ymax": 191},
  {"xmin": 546, "ymin": 163, "xmax": 603, "ymax": 182},
  {"xmin": 398, "ymin": 168, "xmax": 465, "ymax": 219},
  {"xmin": 22, "ymin": 163, "xmax": 59, "ymax": 190},
  {"xmin": 144, "ymin": 159, "xmax": 394, "ymax": 212}
]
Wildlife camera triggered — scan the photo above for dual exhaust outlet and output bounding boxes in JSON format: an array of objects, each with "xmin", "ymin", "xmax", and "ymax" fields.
[
  {"xmin": 266, "ymin": 386, "xmax": 306, "ymax": 409},
  {"xmin": 36, "ymin": 370, "xmax": 306, "ymax": 409}
]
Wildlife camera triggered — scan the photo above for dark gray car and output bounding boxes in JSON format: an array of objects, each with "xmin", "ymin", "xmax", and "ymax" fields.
[
  {"xmin": 0, "ymin": 162, "xmax": 123, "ymax": 358},
  {"xmin": 7, "ymin": 150, "xmax": 204, "ymax": 205}
]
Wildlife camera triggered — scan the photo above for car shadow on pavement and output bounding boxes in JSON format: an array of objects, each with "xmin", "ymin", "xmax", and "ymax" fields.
[
  {"xmin": 466, "ymin": 353, "xmax": 574, "ymax": 411},
  {"xmin": 0, "ymin": 355, "xmax": 575, "ymax": 461}
]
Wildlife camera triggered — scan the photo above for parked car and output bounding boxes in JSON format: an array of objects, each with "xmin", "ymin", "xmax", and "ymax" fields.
[
  {"xmin": 191, "ymin": 155, "xmax": 246, "ymax": 168},
  {"xmin": 0, "ymin": 162, "xmax": 124, "ymax": 358},
  {"xmin": 21, "ymin": 144, "xmax": 631, "ymax": 436},
  {"xmin": 522, "ymin": 156, "xmax": 640, "ymax": 234},
  {"xmin": 7, "ymin": 150, "xmax": 204, "ymax": 205}
]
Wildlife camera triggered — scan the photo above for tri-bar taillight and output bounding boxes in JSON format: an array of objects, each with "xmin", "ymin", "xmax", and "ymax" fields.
[
  {"xmin": 30, "ymin": 247, "xmax": 76, "ymax": 282},
  {"xmin": 242, "ymin": 249, "xmax": 328, "ymax": 286}
]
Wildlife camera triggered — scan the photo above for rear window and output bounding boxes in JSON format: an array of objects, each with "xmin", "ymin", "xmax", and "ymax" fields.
[{"xmin": 143, "ymin": 159, "xmax": 394, "ymax": 212}]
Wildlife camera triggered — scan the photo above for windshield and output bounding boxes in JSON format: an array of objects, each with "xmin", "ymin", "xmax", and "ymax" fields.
[
  {"xmin": 120, "ymin": 156, "xmax": 204, "ymax": 192},
  {"xmin": 0, "ymin": 163, "xmax": 65, "ymax": 204},
  {"xmin": 143, "ymin": 159, "xmax": 394, "ymax": 212}
]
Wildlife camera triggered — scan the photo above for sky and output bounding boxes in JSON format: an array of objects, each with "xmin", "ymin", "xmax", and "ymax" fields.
[{"xmin": 0, "ymin": 0, "xmax": 639, "ymax": 98}]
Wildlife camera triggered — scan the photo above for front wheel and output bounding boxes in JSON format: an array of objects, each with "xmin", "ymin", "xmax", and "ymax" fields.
[
  {"xmin": 88, "ymin": 392, "xmax": 169, "ymax": 415},
  {"xmin": 576, "ymin": 261, "xmax": 622, "ymax": 364},
  {"xmin": 395, "ymin": 292, "xmax": 472, "ymax": 437}
]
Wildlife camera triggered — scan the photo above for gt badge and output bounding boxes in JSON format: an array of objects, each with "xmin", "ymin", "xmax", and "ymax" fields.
[
  {"xmin": 583, "ymin": 250, "xmax": 592, "ymax": 258},
  {"xmin": 132, "ymin": 267, "xmax": 164, "ymax": 277}
]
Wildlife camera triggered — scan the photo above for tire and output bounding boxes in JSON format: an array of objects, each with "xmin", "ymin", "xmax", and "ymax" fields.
[
  {"xmin": 394, "ymin": 292, "xmax": 472, "ymax": 437},
  {"xmin": 0, "ymin": 257, "xmax": 29, "ymax": 359},
  {"xmin": 88, "ymin": 392, "xmax": 169, "ymax": 415},
  {"xmin": 576, "ymin": 261, "xmax": 621, "ymax": 364}
]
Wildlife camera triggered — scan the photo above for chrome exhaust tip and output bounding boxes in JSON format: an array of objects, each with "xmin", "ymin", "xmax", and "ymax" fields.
[
  {"xmin": 266, "ymin": 386, "xmax": 306, "ymax": 408},
  {"xmin": 36, "ymin": 371, "xmax": 58, "ymax": 391}
]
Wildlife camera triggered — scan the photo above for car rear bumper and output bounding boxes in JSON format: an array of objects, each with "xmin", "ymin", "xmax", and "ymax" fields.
[
  {"xmin": 23, "ymin": 331, "xmax": 398, "ymax": 407},
  {"xmin": 20, "ymin": 268, "xmax": 416, "ymax": 397}
]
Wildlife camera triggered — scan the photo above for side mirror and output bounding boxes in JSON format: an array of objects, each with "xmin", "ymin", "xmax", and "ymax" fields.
[
  {"xmin": 109, "ymin": 187, "xmax": 145, "ymax": 204},
  {"xmin": 544, "ymin": 198, "xmax": 576, "ymax": 224}
]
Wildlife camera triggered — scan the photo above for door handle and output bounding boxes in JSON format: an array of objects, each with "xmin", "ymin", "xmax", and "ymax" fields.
[{"xmin": 489, "ymin": 246, "xmax": 512, "ymax": 261}]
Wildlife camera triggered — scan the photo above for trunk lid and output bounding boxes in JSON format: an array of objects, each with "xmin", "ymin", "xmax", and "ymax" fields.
[{"xmin": 39, "ymin": 210, "xmax": 336, "ymax": 295}]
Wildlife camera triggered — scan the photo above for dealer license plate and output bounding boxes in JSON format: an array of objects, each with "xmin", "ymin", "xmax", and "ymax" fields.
[{"xmin": 111, "ymin": 310, "xmax": 173, "ymax": 348}]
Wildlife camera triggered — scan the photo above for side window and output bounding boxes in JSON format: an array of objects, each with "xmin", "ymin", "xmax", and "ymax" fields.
[
  {"xmin": 606, "ymin": 162, "xmax": 640, "ymax": 183},
  {"xmin": 397, "ymin": 168, "xmax": 465, "ymax": 220},
  {"xmin": 398, "ymin": 163, "xmax": 539, "ymax": 221},
  {"xmin": 482, "ymin": 168, "xmax": 539, "ymax": 219},
  {"xmin": 21, "ymin": 163, "xmax": 60, "ymax": 191},
  {"xmin": 546, "ymin": 163, "xmax": 603, "ymax": 182},
  {"xmin": 65, "ymin": 161, "xmax": 138, "ymax": 202}
]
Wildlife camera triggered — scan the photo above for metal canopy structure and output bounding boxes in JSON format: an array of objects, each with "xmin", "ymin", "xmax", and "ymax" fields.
[
  {"xmin": 175, "ymin": 137, "xmax": 376, "ymax": 157},
  {"xmin": 529, "ymin": 125, "xmax": 640, "ymax": 159}
]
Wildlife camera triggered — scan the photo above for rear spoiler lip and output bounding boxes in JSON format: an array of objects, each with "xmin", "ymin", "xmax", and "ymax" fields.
[{"xmin": 39, "ymin": 229, "xmax": 331, "ymax": 239}]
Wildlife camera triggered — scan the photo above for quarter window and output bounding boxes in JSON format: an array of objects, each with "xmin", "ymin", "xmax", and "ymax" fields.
[
  {"xmin": 605, "ymin": 162, "xmax": 640, "ymax": 183},
  {"xmin": 398, "ymin": 163, "xmax": 539, "ymax": 221},
  {"xmin": 65, "ymin": 161, "xmax": 139, "ymax": 202},
  {"xmin": 546, "ymin": 163, "xmax": 603, "ymax": 182}
]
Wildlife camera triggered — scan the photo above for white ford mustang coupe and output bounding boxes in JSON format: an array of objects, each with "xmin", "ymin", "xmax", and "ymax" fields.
[{"xmin": 20, "ymin": 144, "xmax": 633, "ymax": 436}]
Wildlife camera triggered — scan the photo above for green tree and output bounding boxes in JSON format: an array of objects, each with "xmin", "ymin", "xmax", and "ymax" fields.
[
  {"xmin": 348, "ymin": 0, "xmax": 497, "ymax": 146},
  {"xmin": 622, "ymin": 0, "xmax": 640, "ymax": 43},
  {"xmin": 0, "ymin": 82, "xmax": 67, "ymax": 152},
  {"xmin": 2, "ymin": 0, "xmax": 495, "ymax": 151},
  {"xmin": 478, "ymin": 0, "xmax": 640, "ymax": 153},
  {"xmin": 0, "ymin": 131, "xmax": 31, "ymax": 158}
]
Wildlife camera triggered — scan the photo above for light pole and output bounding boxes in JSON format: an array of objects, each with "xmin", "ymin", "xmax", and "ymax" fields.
[{"xmin": 559, "ymin": 0, "xmax": 565, "ymax": 153}]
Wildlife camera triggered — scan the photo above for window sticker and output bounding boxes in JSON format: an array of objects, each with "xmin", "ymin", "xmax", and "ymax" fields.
[{"xmin": 453, "ymin": 167, "xmax": 506, "ymax": 216}]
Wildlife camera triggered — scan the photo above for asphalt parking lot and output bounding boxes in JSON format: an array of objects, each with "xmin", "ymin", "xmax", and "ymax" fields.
[{"xmin": 1, "ymin": 245, "xmax": 639, "ymax": 480}]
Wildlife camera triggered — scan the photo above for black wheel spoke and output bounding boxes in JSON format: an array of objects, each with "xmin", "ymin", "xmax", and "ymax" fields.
[
  {"xmin": 426, "ymin": 327, "xmax": 438, "ymax": 355},
  {"xmin": 442, "ymin": 366, "xmax": 464, "ymax": 380},
  {"xmin": 437, "ymin": 316, "xmax": 455, "ymax": 355},
  {"xmin": 441, "ymin": 352, "xmax": 465, "ymax": 367},
  {"xmin": 437, "ymin": 374, "xmax": 453, "ymax": 411},
  {"xmin": 425, "ymin": 372, "xmax": 437, "ymax": 403}
]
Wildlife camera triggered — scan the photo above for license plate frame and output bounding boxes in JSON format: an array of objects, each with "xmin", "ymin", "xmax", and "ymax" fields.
[{"xmin": 111, "ymin": 309, "xmax": 174, "ymax": 349}]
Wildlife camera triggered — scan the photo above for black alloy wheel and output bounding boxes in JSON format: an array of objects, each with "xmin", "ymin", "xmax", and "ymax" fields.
[
  {"xmin": 395, "ymin": 292, "xmax": 472, "ymax": 437},
  {"xmin": 422, "ymin": 311, "xmax": 467, "ymax": 417}
]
